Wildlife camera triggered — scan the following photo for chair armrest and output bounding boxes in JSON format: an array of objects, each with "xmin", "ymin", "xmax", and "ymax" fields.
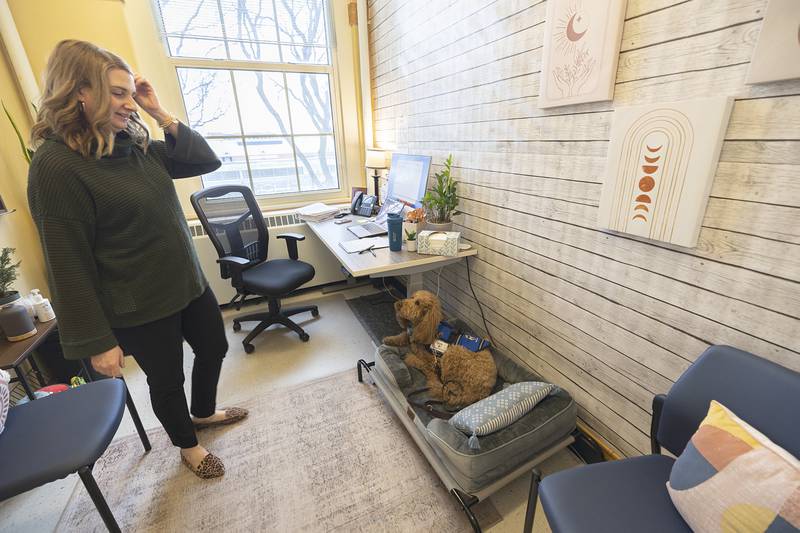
[
  {"xmin": 651, "ymin": 394, "xmax": 667, "ymax": 454},
  {"xmin": 217, "ymin": 255, "xmax": 250, "ymax": 286},
  {"xmin": 277, "ymin": 233, "xmax": 306, "ymax": 260}
]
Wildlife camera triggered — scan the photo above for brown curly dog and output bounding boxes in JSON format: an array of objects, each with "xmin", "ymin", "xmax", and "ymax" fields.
[{"xmin": 382, "ymin": 290, "xmax": 497, "ymax": 409}]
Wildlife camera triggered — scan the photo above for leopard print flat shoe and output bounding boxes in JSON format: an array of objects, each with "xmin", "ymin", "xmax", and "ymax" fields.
[
  {"xmin": 181, "ymin": 452, "xmax": 225, "ymax": 479},
  {"xmin": 193, "ymin": 407, "xmax": 249, "ymax": 430}
]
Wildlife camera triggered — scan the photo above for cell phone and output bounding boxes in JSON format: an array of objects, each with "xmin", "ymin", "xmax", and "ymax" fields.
[{"xmin": 334, "ymin": 218, "xmax": 352, "ymax": 225}]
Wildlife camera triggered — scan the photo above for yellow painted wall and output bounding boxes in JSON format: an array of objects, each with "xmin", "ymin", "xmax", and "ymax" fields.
[
  {"xmin": 9, "ymin": 0, "xmax": 137, "ymax": 84},
  {"xmin": 0, "ymin": 43, "xmax": 46, "ymax": 295}
]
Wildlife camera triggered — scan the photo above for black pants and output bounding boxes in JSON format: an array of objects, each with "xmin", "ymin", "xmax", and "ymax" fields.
[{"xmin": 113, "ymin": 287, "xmax": 228, "ymax": 448}]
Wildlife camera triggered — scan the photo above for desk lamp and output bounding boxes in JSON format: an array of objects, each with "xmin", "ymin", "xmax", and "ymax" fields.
[{"xmin": 365, "ymin": 148, "xmax": 391, "ymax": 205}]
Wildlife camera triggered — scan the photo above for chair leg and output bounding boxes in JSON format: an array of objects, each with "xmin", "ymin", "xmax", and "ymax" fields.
[
  {"xmin": 276, "ymin": 316, "xmax": 309, "ymax": 339},
  {"xmin": 235, "ymin": 297, "xmax": 315, "ymax": 350},
  {"xmin": 81, "ymin": 361, "xmax": 151, "ymax": 453},
  {"xmin": 523, "ymin": 469, "xmax": 542, "ymax": 533},
  {"xmin": 282, "ymin": 305, "xmax": 319, "ymax": 318},
  {"xmin": 233, "ymin": 311, "xmax": 273, "ymax": 324},
  {"xmin": 243, "ymin": 319, "xmax": 275, "ymax": 346},
  {"xmin": 78, "ymin": 466, "xmax": 121, "ymax": 533},
  {"xmin": 121, "ymin": 377, "xmax": 151, "ymax": 452}
]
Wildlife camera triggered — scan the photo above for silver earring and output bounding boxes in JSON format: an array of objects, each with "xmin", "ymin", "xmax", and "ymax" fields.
[{"xmin": 79, "ymin": 101, "xmax": 85, "ymax": 112}]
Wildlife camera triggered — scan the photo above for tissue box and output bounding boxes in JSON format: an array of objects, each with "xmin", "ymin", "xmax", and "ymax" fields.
[{"xmin": 417, "ymin": 231, "xmax": 460, "ymax": 256}]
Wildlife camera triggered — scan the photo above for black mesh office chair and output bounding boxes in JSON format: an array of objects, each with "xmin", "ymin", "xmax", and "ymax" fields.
[{"xmin": 191, "ymin": 185, "xmax": 318, "ymax": 353}]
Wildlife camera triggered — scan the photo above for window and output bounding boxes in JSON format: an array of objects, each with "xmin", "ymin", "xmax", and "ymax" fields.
[{"xmin": 153, "ymin": 0, "xmax": 342, "ymax": 200}]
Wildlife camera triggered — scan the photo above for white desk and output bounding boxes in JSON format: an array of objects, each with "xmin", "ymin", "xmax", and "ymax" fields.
[{"xmin": 305, "ymin": 218, "xmax": 477, "ymax": 296}]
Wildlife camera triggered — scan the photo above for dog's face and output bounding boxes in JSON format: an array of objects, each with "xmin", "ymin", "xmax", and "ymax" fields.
[
  {"xmin": 394, "ymin": 290, "xmax": 442, "ymax": 344},
  {"xmin": 394, "ymin": 290, "xmax": 437, "ymax": 323}
]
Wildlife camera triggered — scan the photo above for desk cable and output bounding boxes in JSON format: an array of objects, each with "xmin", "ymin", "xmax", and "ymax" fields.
[
  {"xmin": 381, "ymin": 265, "xmax": 444, "ymax": 300},
  {"xmin": 466, "ymin": 255, "xmax": 496, "ymax": 349},
  {"xmin": 382, "ymin": 277, "xmax": 402, "ymax": 300}
]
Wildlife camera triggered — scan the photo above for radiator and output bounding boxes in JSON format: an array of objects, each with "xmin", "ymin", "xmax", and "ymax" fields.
[{"xmin": 188, "ymin": 212, "xmax": 346, "ymax": 303}]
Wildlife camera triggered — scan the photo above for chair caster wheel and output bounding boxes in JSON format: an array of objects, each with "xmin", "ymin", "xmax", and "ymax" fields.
[
  {"xmin": 299, "ymin": 333, "xmax": 310, "ymax": 342},
  {"xmin": 233, "ymin": 321, "xmax": 241, "ymax": 332},
  {"xmin": 243, "ymin": 343, "xmax": 255, "ymax": 353},
  {"xmin": 311, "ymin": 308, "xmax": 319, "ymax": 318}
]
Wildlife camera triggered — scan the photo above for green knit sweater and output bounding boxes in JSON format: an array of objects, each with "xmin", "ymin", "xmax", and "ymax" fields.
[{"xmin": 27, "ymin": 123, "xmax": 221, "ymax": 360}]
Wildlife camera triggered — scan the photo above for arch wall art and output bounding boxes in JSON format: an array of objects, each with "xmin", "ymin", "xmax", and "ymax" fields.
[{"xmin": 598, "ymin": 97, "xmax": 734, "ymax": 247}]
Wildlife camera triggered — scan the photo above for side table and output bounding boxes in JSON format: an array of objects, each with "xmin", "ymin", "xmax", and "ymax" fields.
[{"xmin": 0, "ymin": 318, "xmax": 57, "ymax": 400}]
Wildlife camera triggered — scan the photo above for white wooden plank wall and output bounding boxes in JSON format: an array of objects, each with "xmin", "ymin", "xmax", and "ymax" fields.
[{"xmin": 366, "ymin": 0, "xmax": 800, "ymax": 457}]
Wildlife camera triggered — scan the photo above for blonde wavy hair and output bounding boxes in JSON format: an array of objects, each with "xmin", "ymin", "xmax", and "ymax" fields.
[{"xmin": 31, "ymin": 40, "xmax": 149, "ymax": 159}]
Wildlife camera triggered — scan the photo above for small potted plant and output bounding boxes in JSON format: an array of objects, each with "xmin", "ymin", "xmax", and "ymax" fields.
[
  {"xmin": 0, "ymin": 248, "xmax": 21, "ymax": 306},
  {"xmin": 405, "ymin": 229, "xmax": 418, "ymax": 252},
  {"xmin": 403, "ymin": 207, "xmax": 425, "ymax": 242},
  {"xmin": 422, "ymin": 154, "xmax": 459, "ymax": 232}
]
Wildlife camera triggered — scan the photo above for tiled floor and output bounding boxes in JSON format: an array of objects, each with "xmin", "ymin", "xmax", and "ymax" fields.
[{"xmin": 0, "ymin": 285, "xmax": 577, "ymax": 532}]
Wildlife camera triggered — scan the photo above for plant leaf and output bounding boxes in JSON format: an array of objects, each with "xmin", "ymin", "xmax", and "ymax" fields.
[{"xmin": 2, "ymin": 100, "xmax": 32, "ymax": 164}]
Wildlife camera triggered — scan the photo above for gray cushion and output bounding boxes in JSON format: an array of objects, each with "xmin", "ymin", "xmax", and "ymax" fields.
[
  {"xmin": 427, "ymin": 389, "xmax": 576, "ymax": 492},
  {"xmin": 450, "ymin": 381, "xmax": 555, "ymax": 449}
]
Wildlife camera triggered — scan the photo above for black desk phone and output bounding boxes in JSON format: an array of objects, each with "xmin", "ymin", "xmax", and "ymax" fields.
[{"xmin": 351, "ymin": 191, "xmax": 377, "ymax": 217}]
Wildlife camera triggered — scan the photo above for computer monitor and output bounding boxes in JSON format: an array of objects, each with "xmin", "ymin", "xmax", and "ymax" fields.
[{"xmin": 385, "ymin": 153, "xmax": 432, "ymax": 207}]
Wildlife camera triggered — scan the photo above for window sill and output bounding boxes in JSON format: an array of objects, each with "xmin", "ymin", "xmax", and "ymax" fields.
[{"xmin": 184, "ymin": 200, "xmax": 350, "ymax": 222}]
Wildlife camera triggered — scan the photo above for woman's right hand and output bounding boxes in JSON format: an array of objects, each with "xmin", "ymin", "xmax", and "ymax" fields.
[{"xmin": 90, "ymin": 345, "xmax": 125, "ymax": 377}]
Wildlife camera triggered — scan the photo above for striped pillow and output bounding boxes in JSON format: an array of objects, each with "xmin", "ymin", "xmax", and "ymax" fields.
[
  {"xmin": 0, "ymin": 369, "xmax": 10, "ymax": 435},
  {"xmin": 449, "ymin": 381, "xmax": 555, "ymax": 450}
]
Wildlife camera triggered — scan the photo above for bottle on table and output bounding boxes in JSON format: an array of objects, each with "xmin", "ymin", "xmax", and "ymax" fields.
[{"xmin": 29, "ymin": 289, "xmax": 56, "ymax": 322}]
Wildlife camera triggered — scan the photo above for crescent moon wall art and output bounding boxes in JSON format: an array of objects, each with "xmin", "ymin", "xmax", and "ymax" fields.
[
  {"xmin": 539, "ymin": 0, "xmax": 627, "ymax": 108},
  {"xmin": 597, "ymin": 97, "xmax": 734, "ymax": 248},
  {"xmin": 746, "ymin": 0, "xmax": 800, "ymax": 84}
]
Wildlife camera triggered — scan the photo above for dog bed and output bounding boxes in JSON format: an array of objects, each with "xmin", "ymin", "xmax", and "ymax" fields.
[
  {"xmin": 374, "ymin": 343, "xmax": 576, "ymax": 491},
  {"xmin": 359, "ymin": 335, "xmax": 577, "ymax": 531}
]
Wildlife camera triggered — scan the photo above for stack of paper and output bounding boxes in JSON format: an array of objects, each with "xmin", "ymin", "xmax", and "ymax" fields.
[{"xmin": 296, "ymin": 202, "xmax": 339, "ymax": 222}]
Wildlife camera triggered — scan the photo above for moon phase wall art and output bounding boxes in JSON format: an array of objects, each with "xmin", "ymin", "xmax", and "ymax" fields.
[
  {"xmin": 538, "ymin": 0, "xmax": 627, "ymax": 108},
  {"xmin": 597, "ymin": 97, "xmax": 734, "ymax": 248}
]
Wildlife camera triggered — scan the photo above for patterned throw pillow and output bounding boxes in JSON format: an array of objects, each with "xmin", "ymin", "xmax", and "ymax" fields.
[
  {"xmin": 0, "ymin": 369, "xmax": 10, "ymax": 435},
  {"xmin": 449, "ymin": 381, "xmax": 555, "ymax": 450},
  {"xmin": 667, "ymin": 400, "xmax": 800, "ymax": 533}
]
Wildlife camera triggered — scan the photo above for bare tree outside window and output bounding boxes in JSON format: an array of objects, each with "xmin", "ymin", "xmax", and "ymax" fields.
[{"xmin": 154, "ymin": 0, "xmax": 339, "ymax": 197}]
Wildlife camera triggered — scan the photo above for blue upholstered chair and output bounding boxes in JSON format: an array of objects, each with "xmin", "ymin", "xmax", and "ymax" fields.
[
  {"xmin": 524, "ymin": 345, "xmax": 800, "ymax": 533},
  {"xmin": 0, "ymin": 378, "xmax": 150, "ymax": 532}
]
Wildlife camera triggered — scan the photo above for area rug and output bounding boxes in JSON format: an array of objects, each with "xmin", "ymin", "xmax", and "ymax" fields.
[
  {"xmin": 346, "ymin": 292, "xmax": 401, "ymax": 346},
  {"xmin": 57, "ymin": 371, "xmax": 501, "ymax": 532}
]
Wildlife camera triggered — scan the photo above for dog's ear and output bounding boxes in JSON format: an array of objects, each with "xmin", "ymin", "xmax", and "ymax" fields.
[{"xmin": 411, "ymin": 295, "xmax": 443, "ymax": 344}]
